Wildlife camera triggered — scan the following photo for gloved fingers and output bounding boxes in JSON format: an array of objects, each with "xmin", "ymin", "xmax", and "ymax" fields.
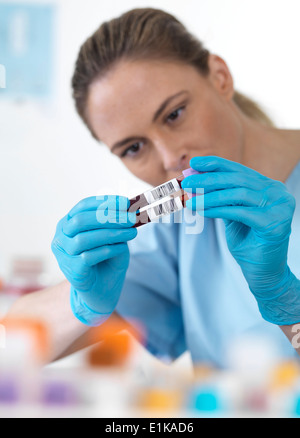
[
  {"xmin": 54, "ymin": 214, "xmax": 68, "ymax": 234},
  {"xmin": 59, "ymin": 227, "xmax": 137, "ymax": 256},
  {"xmin": 68, "ymin": 195, "xmax": 130, "ymax": 218},
  {"xmin": 186, "ymin": 202, "xmax": 267, "ymax": 230},
  {"xmin": 185, "ymin": 178, "xmax": 294, "ymax": 211},
  {"xmin": 200, "ymin": 187, "xmax": 269, "ymax": 209},
  {"xmin": 80, "ymin": 242, "xmax": 129, "ymax": 267},
  {"xmin": 190, "ymin": 155, "xmax": 266, "ymax": 178},
  {"xmin": 182, "ymin": 171, "xmax": 268, "ymax": 194},
  {"xmin": 63, "ymin": 209, "xmax": 136, "ymax": 237}
]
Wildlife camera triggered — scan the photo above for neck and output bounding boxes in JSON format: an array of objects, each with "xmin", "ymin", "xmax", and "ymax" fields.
[{"xmin": 238, "ymin": 113, "xmax": 300, "ymax": 182}]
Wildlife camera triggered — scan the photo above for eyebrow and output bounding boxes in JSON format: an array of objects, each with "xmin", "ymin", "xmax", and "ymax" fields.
[{"xmin": 110, "ymin": 90, "xmax": 188, "ymax": 153}]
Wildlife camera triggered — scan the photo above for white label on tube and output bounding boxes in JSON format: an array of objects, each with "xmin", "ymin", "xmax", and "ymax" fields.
[
  {"xmin": 144, "ymin": 178, "xmax": 181, "ymax": 204},
  {"xmin": 146, "ymin": 196, "xmax": 183, "ymax": 221}
]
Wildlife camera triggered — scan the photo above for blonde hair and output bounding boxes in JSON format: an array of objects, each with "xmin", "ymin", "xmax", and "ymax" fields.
[{"xmin": 72, "ymin": 7, "xmax": 274, "ymax": 138}]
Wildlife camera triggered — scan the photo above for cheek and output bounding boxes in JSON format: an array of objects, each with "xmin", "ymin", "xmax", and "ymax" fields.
[
  {"xmin": 125, "ymin": 155, "xmax": 173, "ymax": 187},
  {"xmin": 123, "ymin": 160, "xmax": 162, "ymax": 187},
  {"xmin": 195, "ymin": 99, "xmax": 243, "ymax": 157}
]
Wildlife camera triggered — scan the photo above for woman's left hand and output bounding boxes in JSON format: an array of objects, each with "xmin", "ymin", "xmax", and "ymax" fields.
[{"xmin": 181, "ymin": 155, "xmax": 300, "ymax": 325}]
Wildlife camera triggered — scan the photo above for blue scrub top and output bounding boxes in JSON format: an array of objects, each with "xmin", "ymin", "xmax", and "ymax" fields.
[{"xmin": 116, "ymin": 161, "xmax": 300, "ymax": 368}]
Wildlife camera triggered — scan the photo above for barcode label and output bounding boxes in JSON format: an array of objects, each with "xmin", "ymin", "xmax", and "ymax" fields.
[
  {"xmin": 147, "ymin": 196, "xmax": 183, "ymax": 221},
  {"xmin": 144, "ymin": 178, "xmax": 180, "ymax": 204}
]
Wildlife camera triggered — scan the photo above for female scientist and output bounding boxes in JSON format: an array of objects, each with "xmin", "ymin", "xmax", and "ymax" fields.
[{"xmin": 8, "ymin": 8, "xmax": 300, "ymax": 365}]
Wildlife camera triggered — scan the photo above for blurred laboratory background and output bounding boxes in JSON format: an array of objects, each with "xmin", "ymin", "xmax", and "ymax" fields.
[{"xmin": 0, "ymin": 0, "xmax": 300, "ymax": 418}]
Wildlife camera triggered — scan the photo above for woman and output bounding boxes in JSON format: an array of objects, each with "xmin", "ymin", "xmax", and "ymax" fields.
[{"xmin": 8, "ymin": 8, "xmax": 300, "ymax": 366}]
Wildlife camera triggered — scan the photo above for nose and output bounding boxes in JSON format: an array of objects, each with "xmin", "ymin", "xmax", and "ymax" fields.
[{"xmin": 156, "ymin": 142, "xmax": 189, "ymax": 173}]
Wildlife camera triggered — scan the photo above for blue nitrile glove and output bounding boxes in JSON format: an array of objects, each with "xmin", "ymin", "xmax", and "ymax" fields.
[
  {"xmin": 181, "ymin": 155, "xmax": 300, "ymax": 326},
  {"xmin": 51, "ymin": 195, "xmax": 137, "ymax": 326}
]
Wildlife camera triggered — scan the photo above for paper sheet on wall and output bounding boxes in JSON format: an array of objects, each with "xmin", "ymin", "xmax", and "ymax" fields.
[{"xmin": 0, "ymin": 2, "xmax": 55, "ymax": 99}]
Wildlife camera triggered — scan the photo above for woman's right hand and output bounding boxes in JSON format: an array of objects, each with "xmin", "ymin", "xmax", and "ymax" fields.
[{"xmin": 51, "ymin": 195, "xmax": 137, "ymax": 326}]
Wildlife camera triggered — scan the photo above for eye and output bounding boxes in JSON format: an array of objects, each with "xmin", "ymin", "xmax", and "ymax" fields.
[
  {"xmin": 121, "ymin": 142, "xmax": 144, "ymax": 158},
  {"xmin": 166, "ymin": 106, "xmax": 185, "ymax": 123}
]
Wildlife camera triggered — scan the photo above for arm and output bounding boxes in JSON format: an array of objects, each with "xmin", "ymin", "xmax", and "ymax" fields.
[
  {"xmin": 9, "ymin": 194, "xmax": 138, "ymax": 362},
  {"xmin": 183, "ymin": 156, "xmax": 300, "ymax": 355},
  {"xmin": 5, "ymin": 280, "xmax": 131, "ymax": 363},
  {"xmin": 6, "ymin": 280, "xmax": 90, "ymax": 362}
]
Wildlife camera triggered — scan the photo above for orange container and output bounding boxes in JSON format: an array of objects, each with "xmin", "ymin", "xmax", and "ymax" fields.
[{"xmin": 87, "ymin": 316, "xmax": 144, "ymax": 368}]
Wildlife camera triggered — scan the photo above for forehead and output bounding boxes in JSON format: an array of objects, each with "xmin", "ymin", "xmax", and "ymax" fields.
[{"xmin": 86, "ymin": 60, "xmax": 205, "ymax": 145}]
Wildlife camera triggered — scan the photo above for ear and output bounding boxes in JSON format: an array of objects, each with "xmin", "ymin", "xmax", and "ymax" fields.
[{"xmin": 207, "ymin": 54, "xmax": 235, "ymax": 100}]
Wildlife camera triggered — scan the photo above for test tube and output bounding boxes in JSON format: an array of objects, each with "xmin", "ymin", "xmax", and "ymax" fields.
[{"xmin": 129, "ymin": 168, "xmax": 202, "ymax": 227}]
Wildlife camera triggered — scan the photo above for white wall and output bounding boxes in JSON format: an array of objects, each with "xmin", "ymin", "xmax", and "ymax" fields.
[{"xmin": 0, "ymin": 0, "xmax": 299, "ymax": 282}]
